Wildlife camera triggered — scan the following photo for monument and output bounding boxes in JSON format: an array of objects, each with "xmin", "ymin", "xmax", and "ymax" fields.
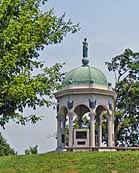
[{"xmin": 55, "ymin": 39, "xmax": 116, "ymax": 151}]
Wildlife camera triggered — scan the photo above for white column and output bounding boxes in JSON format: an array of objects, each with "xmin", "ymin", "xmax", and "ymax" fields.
[
  {"xmin": 62, "ymin": 119, "xmax": 66, "ymax": 134},
  {"xmin": 68, "ymin": 112, "xmax": 74, "ymax": 147},
  {"xmin": 57, "ymin": 116, "xmax": 62, "ymax": 149},
  {"xmin": 61, "ymin": 118, "xmax": 66, "ymax": 148},
  {"xmin": 90, "ymin": 112, "xmax": 95, "ymax": 147},
  {"xmin": 108, "ymin": 113, "xmax": 113, "ymax": 147},
  {"xmin": 98, "ymin": 113, "xmax": 102, "ymax": 147},
  {"xmin": 112, "ymin": 114, "xmax": 115, "ymax": 146}
]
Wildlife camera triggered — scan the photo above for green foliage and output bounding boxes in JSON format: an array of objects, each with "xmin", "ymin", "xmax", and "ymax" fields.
[
  {"xmin": 0, "ymin": 132, "xmax": 16, "ymax": 156},
  {"xmin": 73, "ymin": 116, "xmax": 90, "ymax": 129},
  {"xmin": 0, "ymin": 0, "xmax": 79, "ymax": 128},
  {"xmin": 25, "ymin": 145, "xmax": 38, "ymax": 155},
  {"xmin": 24, "ymin": 149, "xmax": 30, "ymax": 155},
  {"xmin": 106, "ymin": 49, "xmax": 139, "ymax": 146}
]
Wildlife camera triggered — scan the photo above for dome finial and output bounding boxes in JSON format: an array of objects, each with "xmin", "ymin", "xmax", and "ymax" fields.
[{"xmin": 82, "ymin": 38, "xmax": 89, "ymax": 66}]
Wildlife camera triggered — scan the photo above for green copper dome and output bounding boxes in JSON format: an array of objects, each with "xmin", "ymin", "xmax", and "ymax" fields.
[
  {"xmin": 62, "ymin": 66, "xmax": 108, "ymax": 87},
  {"xmin": 62, "ymin": 38, "xmax": 108, "ymax": 87}
]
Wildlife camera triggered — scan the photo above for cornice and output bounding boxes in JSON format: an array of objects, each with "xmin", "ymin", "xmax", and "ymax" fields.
[{"xmin": 55, "ymin": 86, "xmax": 116, "ymax": 100}]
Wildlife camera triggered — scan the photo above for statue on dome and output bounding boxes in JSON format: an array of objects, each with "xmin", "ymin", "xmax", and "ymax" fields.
[{"xmin": 83, "ymin": 38, "xmax": 88, "ymax": 58}]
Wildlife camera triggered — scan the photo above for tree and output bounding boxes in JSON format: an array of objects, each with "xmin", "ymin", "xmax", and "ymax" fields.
[
  {"xmin": 106, "ymin": 49, "xmax": 139, "ymax": 146},
  {"xmin": 0, "ymin": 0, "xmax": 79, "ymax": 128},
  {"xmin": 25, "ymin": 145, "xmax": 38, "ymax": 155},
  {"xmin": 0, "ymin": 133, "xmax": 16, "ymax": 156}
]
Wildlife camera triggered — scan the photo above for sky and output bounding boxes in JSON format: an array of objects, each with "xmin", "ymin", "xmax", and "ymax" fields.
[{"xmin": 1, "ymin": 0, "xmax": 139, "ymax": 154}]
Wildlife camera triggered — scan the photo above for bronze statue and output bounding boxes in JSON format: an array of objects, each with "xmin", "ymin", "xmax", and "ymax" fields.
[{"xmin": 83, "ymin": 38, "xmax": 88, "ymax": 58}]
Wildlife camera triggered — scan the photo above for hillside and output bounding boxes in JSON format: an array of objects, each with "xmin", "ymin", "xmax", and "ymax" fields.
[{"xmin": 0, "ymin": 151, "xmax": 139, "ymax": 173}]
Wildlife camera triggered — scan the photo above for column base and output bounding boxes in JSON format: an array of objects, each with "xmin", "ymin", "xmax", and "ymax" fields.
[{"xmin": 56, "ymin": 147, "xmax": 66, "ymax": 151}]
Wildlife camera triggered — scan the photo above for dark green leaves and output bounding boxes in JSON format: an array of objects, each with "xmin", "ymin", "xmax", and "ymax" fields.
[
  {"xmin": 106, "ymin": 49, "xmax": 139, "ymax": 146},
  {"xmin": 0, "ymin": 0, "xmax": 79, "ymax": 127}
]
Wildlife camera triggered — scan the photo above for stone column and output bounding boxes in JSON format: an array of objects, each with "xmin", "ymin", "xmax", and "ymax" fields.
[
  {"xmin": 112, "ymin": 114, "xmax": 115, "ymax": 146},
  {"xmin": 98, "ymin": 113, "xmax": 102, "ymax": 147},
  {"xmin": 68, "ymin": 112, "xmax": 74, "ymax": 147},
  {"xmin": 90, "ymin": 112, "xmax": 95, "ymax": 147},
  {"xmin": 56, "ymin": 115, "xmax": 62, "ymax": 150},
  {"xmin": 107, "ymin": 113, "xmax": 113, "ymax": 147},
  {"xmin": 61, "ymin": 117, "xmax": 66, "ymax": 148},
  {"xmin": 62, "ymin": 118, "xmax": 66, "ymax": 134}
]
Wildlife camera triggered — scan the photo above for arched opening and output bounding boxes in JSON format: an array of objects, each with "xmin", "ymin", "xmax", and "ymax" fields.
[
  {"xmin": 95, "ymin": 105, "xmax": 108, "ymax": 146},
  {"xmin": 74, "ymin": 104, "xmax": 90, "ymax": 128},
  {"xmin": 72, "ymin": 105, "xmax": 90, "ymax": 147},
  {"xmin": 57, "ymin": 106, "xmax": 68, "ymax": 149}
]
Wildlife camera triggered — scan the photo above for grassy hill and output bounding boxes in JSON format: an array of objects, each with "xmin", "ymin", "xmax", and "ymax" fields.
[{"xmin": 0, "ymin": 151, "xmax": 139, "ymax": 173}]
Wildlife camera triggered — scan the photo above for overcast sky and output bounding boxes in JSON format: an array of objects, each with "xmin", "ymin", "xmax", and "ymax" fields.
[{"xmin": 1, "ymin": 0, "xmax": 139, "ymax": 154}]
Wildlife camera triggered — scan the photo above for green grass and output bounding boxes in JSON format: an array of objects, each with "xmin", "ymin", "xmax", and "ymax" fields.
[{"xmin": 0, "ymin": 151, "xmax": 139, "ymax": 173}]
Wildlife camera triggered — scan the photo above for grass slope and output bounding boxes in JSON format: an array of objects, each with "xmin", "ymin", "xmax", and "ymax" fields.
[{"xmin": 0, "ymin": 151, "xmax": 139, "ymax": 173}]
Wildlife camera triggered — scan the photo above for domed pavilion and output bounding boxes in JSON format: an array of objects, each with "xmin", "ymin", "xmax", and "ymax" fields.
[{"xmin": 55, "ymin": 39, "xmax": 116, "ymax": 151}]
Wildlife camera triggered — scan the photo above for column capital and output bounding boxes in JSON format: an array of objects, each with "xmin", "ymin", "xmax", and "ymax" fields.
[
  {"xmin": 61, "ymin": 118, "xmax": 66, "ymax": 122},
  {"xmin": 67, "ymin": 111, "xmax": 74, "ymax": 118},
  {"xmin": 89, "ymin": 112, "xmax": 96, "ymax": 123},
  {"xmin": 90, "ymin": 110, "xmax": 96, "ymax": 116},
  {"xmin": 107, "ymin": 109, "xmax": 114, "ymax": 116},
  {"xmin": 107, "ymin": 113, "xmax": 114, "ymax": 121},
  {"xmin": 56, "ymin": 115, "xmax": 63, "ymax": 121}
]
